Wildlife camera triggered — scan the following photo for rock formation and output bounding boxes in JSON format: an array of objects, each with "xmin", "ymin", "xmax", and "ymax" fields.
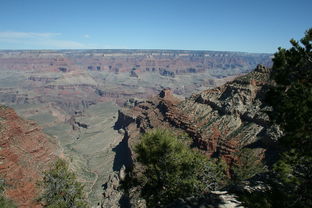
[
  {"xmin": 115, "ymin": 64, "xmax": 281, "ymax": 171},
  {"xmin": 166, "ymin": 191, "xmax": 243, "ymax": 208},
  {"xmin": 103, "ymin": 65, "xmax": 283, "ymax": 207},
  {"xmin": 0, "ymin": 105, "xmax": 57, "ymax": 207}
]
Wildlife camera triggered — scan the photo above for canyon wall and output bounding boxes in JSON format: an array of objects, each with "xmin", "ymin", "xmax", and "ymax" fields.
[{"xmin": 0, "ymin": 105, "xmax": 57, "ymax": 207}]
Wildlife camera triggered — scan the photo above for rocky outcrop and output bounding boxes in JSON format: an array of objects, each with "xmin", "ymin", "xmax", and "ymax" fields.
[
  {"xmin": 101, "ymin": 166, "xmax": 143, "ymax": 208},
  {"xmin": 159, "ymin": 68, "xmax": 175, "ymax": 77},
  {"xmin": 166, "ymin": 191, "xmax": 243, "ymax": 208},
  {"xmin": 101, "ymin": 171, "xmax": 124, "ymax": 208},
  {"xmin": 130, "ymin": 70, "xmax": 139, "ymax": 78},
  {"xmin": 103, "ymin": 65, "xmax": 282, "ymax": 207},
  {"xmin": 115, "ymin": 65, "xmax": 281, "ymax": 168},
  {"xmin": 114, "ymin": 110, "xmax": 137, "ymax": 130},
  {"xmin": 68, "ymin": 116, "xmax": 89, "ymax": 130},
  {"xmin": 0, "ymin": 105, "xmax": 57, "ymax": 207}
]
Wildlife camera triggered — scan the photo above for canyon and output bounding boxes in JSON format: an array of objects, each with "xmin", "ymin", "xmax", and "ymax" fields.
[{"xmin": 0, "ymin": 49, "xmax": 272, "ymax": 206}]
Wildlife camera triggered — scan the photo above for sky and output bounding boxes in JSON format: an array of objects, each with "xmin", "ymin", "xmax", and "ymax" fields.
[{"xmin": 0, "ymin": 0, "xmax": 311, "ymax": 53}]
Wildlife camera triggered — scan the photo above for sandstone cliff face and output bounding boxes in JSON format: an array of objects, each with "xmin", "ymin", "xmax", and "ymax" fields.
[
  {"xmin": 0, "ymin": 105, "xmax": 57, "ymax": 207},
  {"xmin": 115, "ymin": 65, "xmax": 282, "ymax": 167}
]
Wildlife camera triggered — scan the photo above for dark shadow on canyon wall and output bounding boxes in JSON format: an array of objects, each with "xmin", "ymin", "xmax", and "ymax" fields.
[
  {"xmin": 118, "ymin": 194, "xmax": 131, "ymax": 208},
  {"xmin": 112, "ymin": 133, "xmax": 133, "ymax": 171}
]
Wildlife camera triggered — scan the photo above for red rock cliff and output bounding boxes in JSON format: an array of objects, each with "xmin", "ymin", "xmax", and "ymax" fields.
[{"xmin": 0, "ymin": 105, "xmax": 57, "ymax": 208}]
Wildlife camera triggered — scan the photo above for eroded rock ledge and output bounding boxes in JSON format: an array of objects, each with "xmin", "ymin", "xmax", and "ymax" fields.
[{"xmin": 115, "ymin": 65, "xmax": 281, "ymax": 166}]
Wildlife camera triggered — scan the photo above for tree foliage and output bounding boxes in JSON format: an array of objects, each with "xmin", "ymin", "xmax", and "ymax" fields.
[
  {"xmin": 231, "ymin": 148, "xmax": 266, "ymax": 183},
  {"xmin": 267, "ymin": 28, "xmax": 312, "ymax": 153},
  {"xmin": 242, "ymin": 28, "xmax": 312, "ymax": 208},
  {"xmin": 135, "ymin": 129, "xmax": 226, "ymax": 207},
  {"xmin": 268, "ymin": 29, "xmax": 312, "ymax": 207},
  {"xmin": 0, "ymin": 180, "xmax": 16, "ymax": 208},
  {"xmin": 39, "ymin": 159, "xmax": 88, "ymax": 208},
  {"xmin": 272, "ymin": 150, "xmax": 312, "ymax": 207}
]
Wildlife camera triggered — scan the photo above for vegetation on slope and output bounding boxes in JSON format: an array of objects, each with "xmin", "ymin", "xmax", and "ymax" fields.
[
  {"xmin": 0, "ymin": 180, "xmax": 16, "ymax": 208},
  {"xmin": 231, "ymin": 148, "xmax": 266, "ymax": 184},
  {"xmin": 38, "ymin": 159, "xmax": 88, "ymax": 208},
  {"xmin": 269, "ymin": 27, "xmax": 312, "ymax": 208},
  {"xmin": 269, "ymin": 28, "xmax": 312, "ymax": 153},
  {"xmin": 134, "ymin": 129, "xmax": 227, "ymax": 207},
  {"xmin": 241, "ymin": 28, "xmax": 312, "ymax": 208}
]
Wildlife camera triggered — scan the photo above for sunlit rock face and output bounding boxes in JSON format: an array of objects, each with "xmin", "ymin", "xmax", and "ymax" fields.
[
  {"xmin": 115, "ymin": 65, "xmax": 281, "ymax": 168},
  {"xmin": 0, "ymin": 105, "xmax": 57, "ymax": 207}
]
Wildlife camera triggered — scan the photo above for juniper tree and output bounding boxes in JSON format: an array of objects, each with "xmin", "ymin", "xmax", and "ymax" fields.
[
  {"xmin": 39, "ymin": 159, "xmax": 88, "ymax": 208},
  {"xmin": 135, "ymin": 129, "xmax": 226, "ymax": 207},
  {"xmin": 241, "ymin": 28, "xmax": 312, "ymax": 208}
]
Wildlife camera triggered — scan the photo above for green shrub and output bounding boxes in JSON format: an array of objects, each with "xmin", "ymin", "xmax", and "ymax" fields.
[
  {"xmin": 231, "ymin": 148, "xmax": 266, "ymax": 183},
  {"xmin": 38, "ymin": 159, "xmax": 88, "ymax": 208},
  {"xmin": 135, "ymin": 129, "xmax": 226, "ymax": 207},
  {"xmin": 0, "ymin": 180, "xmax": 16, "ymax": 208}
]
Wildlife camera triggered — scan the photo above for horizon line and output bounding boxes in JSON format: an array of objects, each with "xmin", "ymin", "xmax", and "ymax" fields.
[{"xmin": 0, "ymin": 48, "xmax": 273, "ymax": 54}]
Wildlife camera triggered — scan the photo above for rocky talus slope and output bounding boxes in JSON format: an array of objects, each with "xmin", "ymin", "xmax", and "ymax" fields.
[{"xmin": 0, "ymin": 105, "xmax": 57, "ymax": 207}]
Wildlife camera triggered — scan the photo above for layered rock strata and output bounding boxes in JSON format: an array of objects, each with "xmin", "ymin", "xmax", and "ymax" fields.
[
  {"xmin": 115, "ymin": 65, "xmax": 281, "ymax": 167},
  {"xmin": 0, "ymin": 105, "xmax": 57, "ymax": 207}
]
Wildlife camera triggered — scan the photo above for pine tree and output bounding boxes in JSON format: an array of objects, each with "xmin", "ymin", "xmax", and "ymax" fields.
[
  {"xmin": 268, "ymin": 28, "xmax": 312, "ymax": 154},
  {"xmin": 246, "ymin": 28, "xmax": 312, "ymax": 208},
  {"xmin": 39, "ymin": 159, "xmax": 88, "ymax": 208}
]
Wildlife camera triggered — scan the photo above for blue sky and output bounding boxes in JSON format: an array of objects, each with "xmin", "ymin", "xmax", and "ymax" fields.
[{"xmin": 0, "ymin": 0, "xmax": 311, "ymax": 52}]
